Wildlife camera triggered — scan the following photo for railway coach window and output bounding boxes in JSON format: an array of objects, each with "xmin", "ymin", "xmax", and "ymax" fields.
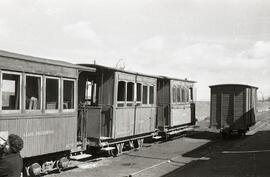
[
  {"xmin": 149, "ymin": 86, "xmax": 154, "ymax": 104},
  {"xmin": 25, "ymin": 75, "xmax": 41, "ymax": 110},
  {"xmin": 127, "ymin": 82, "xmax": 134, "ymax": 106},
  {"xmin": 177, "ymin": 87, "xmax": 181, "ymax": 103},
  {"xmin": 45, "ymin": 78, "xmax": 59, "ymax": 110},
  {"xmin": 142, "ymin": 85, "xmax": 148, "ymax": 105},
  {"xmin": 181, "ymin": 88, "xmax": 186, "ymax": 103},
  {"xmin": 189, "ymin": 87, "xmax": 193, "ymax": 101},
  {"xmin": 1, "ymin": 72, "xmax": 21, "ymax": 111},
  {"xmin": 136, "ymin": 83, "xmax": 142, "ymax": 104},
  {"xmin": 117, "ymin": 81, "xmax": 126, "ymax": 107},
  {"xmin": 63, "ymin": 80, "xmax": 75, "ymax": 110}
]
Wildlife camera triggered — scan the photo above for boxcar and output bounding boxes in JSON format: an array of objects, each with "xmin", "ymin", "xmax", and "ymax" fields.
[
  {"xmin": 78, "ymin": 64, "xmax": 158, "ymax": 156},
  {"xmin": 157, "ymin": 76, "xmax": 196, "ymax": 138},
  {"xmin": 209, "ymin": 84, "xmax": 258, "ymax": 138},
  {"xmin": 0, "ymin": 50, "xmax": 95, "ymax": 176}
]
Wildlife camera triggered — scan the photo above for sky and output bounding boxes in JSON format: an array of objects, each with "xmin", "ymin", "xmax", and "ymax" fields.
[{"xmin": 0, "ymin": 0, "xmax": 269, "ymax": 100}]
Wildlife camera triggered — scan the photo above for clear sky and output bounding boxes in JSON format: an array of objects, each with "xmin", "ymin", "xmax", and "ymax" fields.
[{"xmin": 0, "ymin": 0, "xmax": 269, "ymax": 100}]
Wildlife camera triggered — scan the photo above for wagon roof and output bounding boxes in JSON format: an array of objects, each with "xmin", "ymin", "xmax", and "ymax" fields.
[
  {"xmin": 0, "ymin": 50, "xmax": 95, "ymax": 72},
  {"xmin": 209, "ymin": 84, "xmax": 258, "ymax": 89},
  {"xmin": 80, "ymin": 64, "xmax": 159, "ymax": 78},
  {"xmin": 158, "ymin": 76, "xmax": 196, "ymax": 83}
]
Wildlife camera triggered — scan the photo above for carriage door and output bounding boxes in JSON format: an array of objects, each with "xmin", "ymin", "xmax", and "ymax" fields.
[
  {"xmin": 77, "ymin": 72, "xmax": 99, "ymax": 149},
  {"xmin": 135, "ymin": 83, "xmax": 156, "ymax": 134}
]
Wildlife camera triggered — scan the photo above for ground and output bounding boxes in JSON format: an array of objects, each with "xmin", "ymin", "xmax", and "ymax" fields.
[{"xmin": 45, "ymin": 110, "xmax": 270, "ymax": 177}]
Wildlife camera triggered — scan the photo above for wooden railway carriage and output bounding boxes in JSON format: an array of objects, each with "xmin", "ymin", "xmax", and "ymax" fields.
[
  {"xmin": 78, "ymin": 64, "xmax": 158, "ymax": 155},
  {"xmin": 209, "ymin": 84, "xmax": 258, "ymax": 137},
  {"xmin": 0, "ymin": 50, "xmax": 95, "ymax": 175},
  {"xmin": 157, "ymin": 76, "xmax": 196, "ymax": 138}
]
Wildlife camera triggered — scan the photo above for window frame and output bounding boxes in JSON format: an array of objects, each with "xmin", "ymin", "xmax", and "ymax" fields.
[
  {"xmin": 24, "ymin": 73, "xmax": 43, "ymax": 113},
  {"xmin": 0, "ymin": 71, "xmax": 22, "ymax": 113},
  {"xmin": 142, "ymin": 84, "xmax": 149, "ymax": 105},
  {"xmin": 117, "ymin": 80, "xmax": 126, "ymax": 107},
  {"xmin": 149, "ymin": 85, "xmax": 155, "ymax": 105},
  {"xmin": 136, "ymin": 83, "xmax": 142, "ymax": 105},
  {"xmin": 172, "ymin": 85, "xmax": 177, "ymax": 103},
  {"xmin": 45, "ymin": 76, "xmax": 60, "ymax": 113},
  {"xmin": 126, "ymin": 82, "xmax": 135, "ymax": 107},
  {"xmin": 62, "ymin": 78, "xmax": 76, "ymax": 112},
  {"xmin": 189, "ymin": 87, "xmax": 193, "ymax": 102}
]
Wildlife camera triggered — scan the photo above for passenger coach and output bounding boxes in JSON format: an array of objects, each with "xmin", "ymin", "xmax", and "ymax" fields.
[
  {"xmin": 0, "ymin": 50, "xmax": 95, "ymax": 176},
  {"xmin": 78, "ymin": 64, "xmax": 158, "ymax": 156},
  {"xmin": 157, "ymin": 76, "xmax": 196, "ymax": 139}
]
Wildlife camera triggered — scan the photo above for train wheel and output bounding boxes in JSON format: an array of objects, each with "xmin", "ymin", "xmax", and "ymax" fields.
[
  {"xmin": 28, "ymin": 163, "xmax": 41, "ymax": 177},
  {"xmin": 164, "ymin": 134, "xmax": 169, "ymax": 141},
  {"xmin": 221, "ymin": 132, "xmax": 228, "ymax": 139},
  {"xmin": 56, "ymin": 157, "xmax": 69, "ymax": 172},
  {"xmin": 22, "ymin": 166, "xmax": 30, "ymax": 177}
]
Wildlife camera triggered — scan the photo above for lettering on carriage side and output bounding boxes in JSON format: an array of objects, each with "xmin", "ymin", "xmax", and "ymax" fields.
[
  {"xmin": 35, "ymin": 130, "xmax": 54, "ymax": 136},
  {"xmin": 23, "ymin": 130, "xmax": 54, "ymax": 137},
  {"xmin": 65, "ymin": 143, "xmax": 75, "ymax": 149}
]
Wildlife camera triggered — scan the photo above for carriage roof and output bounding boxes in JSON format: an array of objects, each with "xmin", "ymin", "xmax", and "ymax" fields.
[{"xmin": 0, "ymin": 50, "xmax": 95, "ymax": 72}]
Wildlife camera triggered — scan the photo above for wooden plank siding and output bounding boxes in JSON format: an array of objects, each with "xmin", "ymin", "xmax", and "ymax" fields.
[
  {"xmin": 170, "ymin": 105, "xmax": 191, "ymax": 126},
  {"xmin": 209, "ymin": 84, "xmax": 258, "ymax": 131},
  {"xmin": 135, "ymin": 107, "xmax": 156, "ymax": 134},
  {"xmin": 0, "ymin": 114, "xmax": 76, "ymax": 158},
  {"xmin": 114, "ymin": 107, "xmax": 135, "ymax": 138}
]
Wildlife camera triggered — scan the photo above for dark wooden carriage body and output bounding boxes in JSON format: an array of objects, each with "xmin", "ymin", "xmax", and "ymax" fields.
[
  {"xmin": 209, "ymin": 84, "xmax": 258, "ymax": 136},
  {"xmin": 157, "ymin": 77, "xmax": 196, "ymax": 137}
]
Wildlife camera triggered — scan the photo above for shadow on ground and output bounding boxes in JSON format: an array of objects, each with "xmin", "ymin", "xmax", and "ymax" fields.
[{"xmin": 162, "ymin": 129, "xmax": 270, "ymax": 177}]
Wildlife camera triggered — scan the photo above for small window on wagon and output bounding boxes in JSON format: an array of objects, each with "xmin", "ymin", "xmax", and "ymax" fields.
[
  {"xmin": 1, "ymin": 72, "xmax": 21, "ymax": 111},
  {"xmin": 136, "ymin": 83, "xmax": 142, "ymax": 104},
  {"xmin": 63, "ymin": 79, "xmax": 75, "ymax": 110},
  {"xmin": 127, "ymin": 82, "xmax": 134, "ymax": 106},
  {"xmin": 45, "ymin": 77, "xmax": 59, "ymax": 110},
  {"xmin": 26, "ymin": 75, "xmax": 41, "ymax": 110},
  {"xmin": 142, "ymin": 85, "xmax": 148, "ymax": 105},
  {"xmin": 117, "ymin": 81, "xmax": 126, "ymax": 107},
  {"xmin": 149, "ymin": 86, "xmax": 154, "ymax": 104}
]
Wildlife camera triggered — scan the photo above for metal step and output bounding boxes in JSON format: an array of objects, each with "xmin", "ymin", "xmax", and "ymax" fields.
[
  {"xmin": 100, "ymin": 136, "xmax": 112, "ymax": 140},
  {"xmin": 70, "ymin": 153, "xmax": 92, "ymax": 160},
  {"xmin": 167, "ymin": 127, "xmax": 194, "ymax": 135},
  {"xmin": 101, "ymin": 147, "xmax": 115, "ymax": 151},
  {"xmin": 152, "ymin": 136, "xmax": 162, "ymax": 140}
]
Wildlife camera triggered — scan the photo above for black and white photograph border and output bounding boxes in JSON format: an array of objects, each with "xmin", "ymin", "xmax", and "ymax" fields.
[{"xmin": 0, "ymin": 1, "xmax": 269, "ymax": 177}]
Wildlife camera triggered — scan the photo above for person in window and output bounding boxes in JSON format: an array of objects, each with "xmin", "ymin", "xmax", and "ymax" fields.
[{"xmin": 0, "ymin": 134, "xmax": 24, "ymax": 177}]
